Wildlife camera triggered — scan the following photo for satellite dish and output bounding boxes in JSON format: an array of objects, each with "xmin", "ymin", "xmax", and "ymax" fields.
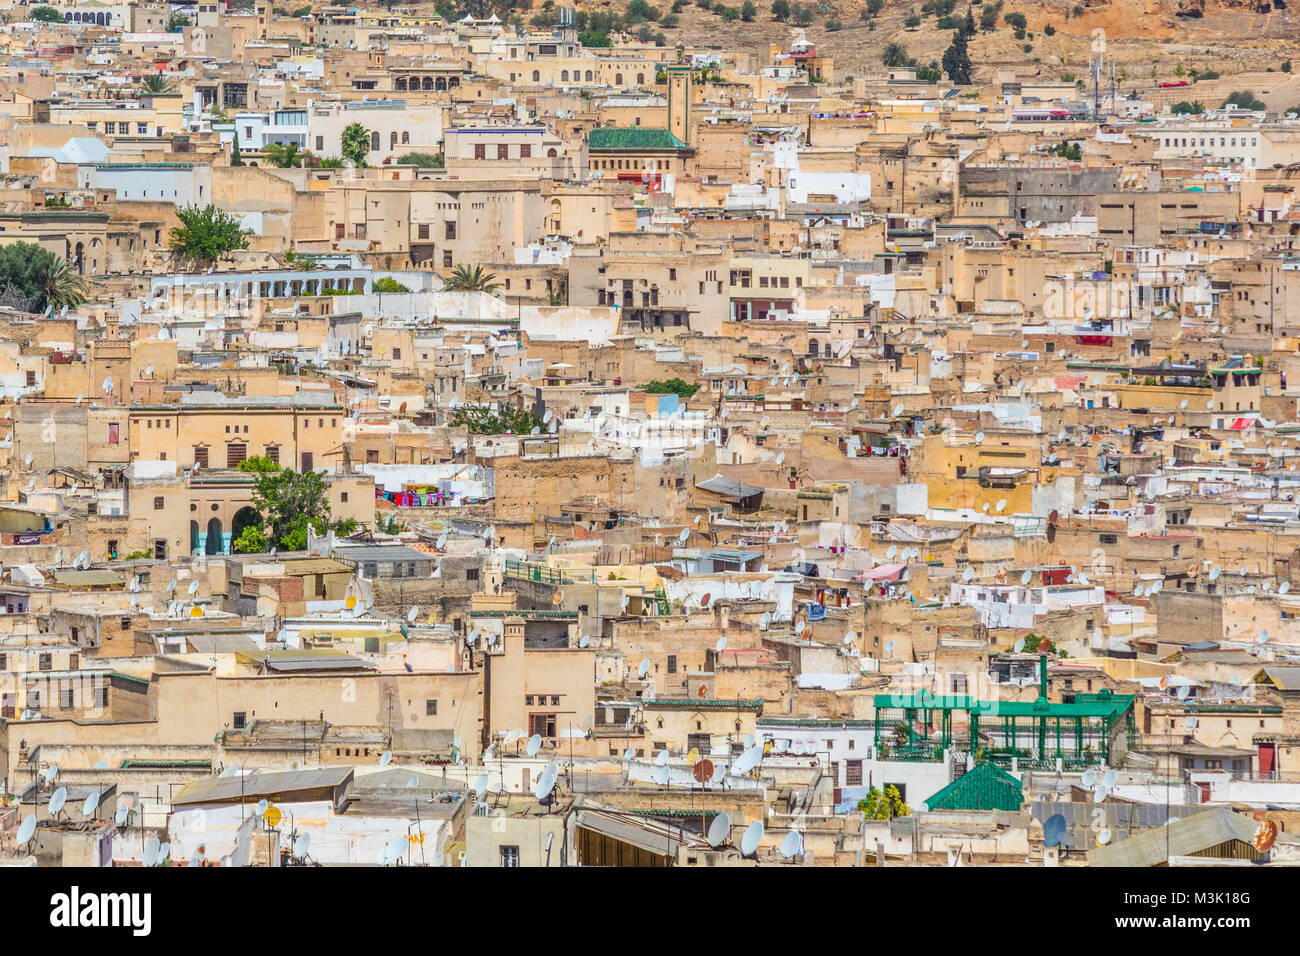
[
  {"xmin": 1013, "ymin": 637, "xmax": 1026, "ymax": 653},
  {"xmin": 579, "ymin": 634, "xmax": 591, "ymax": 648},
  {"xmin": 158, "ymin": 842, "xmax": 171, "ymax": 863},
  {"xmin": 526, "ymin": 734, "xmax": 543, "ymax": 757},
  {"xmin": 436, "ymin": 532, "xmax": 448, "ymax": 549},
  {"xmin": 962, "ymin": 568, "xmax": 974, "ymax": 582},
  {"xmin": 254, "ymin": 799, "xmax": 269, "ymax": 817},
  {"xmin": 143, "ymin": 838, "xmax": 160, "ymax": 868},
  {"xmin": 102, "ymin": 376, "xmax": 113, "ymax": 394},
  {"xmin": 1102, "ymin": 769, "xmax": 1117, "ymax": 788},
  {"xmin": 759, "ymin": 611, "xmax": 771, "ymax": 629},
  {"xmin": 145, "ymin": 365, "xmax": 154, "ymax": 377},
  {"xmin": 975, "ymin": 430, "xmax": 985, "ymax": 443},
  {"xmin": 622, "ymin": 747, "xmax": 635, "ymax": 761},
  {"xmin": 293, "ymin": 833, "xmax": 311, "ymax": 858},
  {"xmin": 407, "ymin": 606, "xmax": 419, "ymax": 623},
  {"xmin": 795, "ymin": 620, "xmax": 806, "ymax": 636},
  {"xmin": 740, "ymin": 821, "xmax": 764, "ymax": 857},
  {"xmin": 1209, "ymin": 566, "xmax": 1221, "ymax": 581},
  {"xmin": 1097, "ymin": 828, "xmax": 1112, "ymax": 846},
  {"xmin": 114, "ymin": 805, "xmax": 129, "ymax": 826},
  {"xmin": 187, "ymin": 579, "xmax": 199, "ymax": 595},
  {"xmin": 776, "ymin": 452, "xmax": 786, "ymax": 465},
  {"xmin": 885, "ymin": 640, "xmax": 895, "ymax": 654},
  {"xmin": 1021, "ymin": 570, "xmax": 1032, "ymax": 585},
  {"xmin": 1082, "ymin": 769, "xmax": 1097, "ymax": 788},
  {"xmin": 653, "ymin": 765, "xmax": 671, "ymax": 786},
  {"xmin": 892, "ymin": 403, "xmax": 905, "ymax": 417},
  {"xmin": 843, "ymin": 630, "xmax": 855, "ymax": 645},
  {"xmin": 707, "ymin": 812, "xmax": 731, "ymax": 847},
  {"xmin": 1185, "ymin": 715, "xmax": 1199, "ymax": 729},
  {"xmin": 995, "ymin": 499, "xmax": 1006, "ymax": 512},
  {"xmin": 93, "ymin": 759, "xmax": 109, "ymax": 770},
  {"xmin": 779, "ymin": 830, "xmax": 803, "ymax": 860},
  {"xmin": 1043, "ymin": 813, "xmax": 1068, "ymax": 847},
  {"xmin": 1282, "ymin": 582, "xmax": 1292, "ymax": 595},
  {"xmin": 886, "ymin": 545, "xmax": 898, "ymax": 559},
  {"xmin": 48, "ymin": 787, "xmax": 67, "ymax": 815},
  {"xmin": 473, "ymin": 773, "xmax": 489, "ymax": 798},
  {"xmin": 637, "ymin": 659, "xmax": 650, "ymax": 679},
  {"xmin": 43, "ymin": 766, "xmax": 58, "ymax": 784},
  {"xmin": 379, "ymin": 750, "xmax": 393, "ymax": 766},
  {"xmin": 24, "ymin": 453, "xmax": 32, "ymax": 467},
  {"xmin": 1179, "ymin": 399, "xmax": 1188, "ymax": 409},
  {"xmin": 655, "ymin": 749, "xmax": 670, "ymax": 767},
  {"xmin": 535, "ymin": 769, "xmax": 557, "ymax": 801},
  {"xmin": 16, "ymin": 815, "xmax": 36, "ymax": 847},
  {"xmin": 715, "ymin": 636, "xmax": 727, "ymax": 653}
]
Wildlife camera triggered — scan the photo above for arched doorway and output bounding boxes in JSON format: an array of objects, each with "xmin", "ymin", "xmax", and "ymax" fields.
[
  {"xmin": 190, "ymin": 521, "xmax": 200, "ymax": 555},
  {"xmin": 231, "ymin": 507, "xmax": 260, "ymax": 550},
  {"xmin": 205, "ymin": 517, "xmax": 224, "ymax": 555}
]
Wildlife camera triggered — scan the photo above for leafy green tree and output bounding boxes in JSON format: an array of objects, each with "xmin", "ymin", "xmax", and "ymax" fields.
[
  {"xmin": 450, "ymin": 404, "xmax": 543, "ymax": 434},
  {"xmin": 265, "ymin": 141, "xmax": 308, "ymax": 167},
  {"xmin": 857, "ymin": 785, "xmax": 912, "ymax": 819},
  {"xmin": 0, "ymin": 242, "xmax": 87, "ymax": 313},
  {"xmin": 1223, "ymin": 90, "xmax": 1266, "ymax": 111},
  {"xmin": 642, "ymin": 377, "xmax": 699, "ymax": 397},
  {"xmin": 905, "ymin": 13, "xmax": 921, "ymax": 27},
  {"xmin": 169, "ymin": 205, "xmax": 250, "ymax": 265},
  {"xmin": 1004, "ymin": 10, "xmax": 1026, "ymax": 28},
  {"xmin": 964, "ymin": 7, "xmax": 976, "ymax": 33},
  {"xmin": 825, "ymin": 16, "xmax": 841, "ymax": 29},
  {"xmin": 230, "ymin": 138, "xmax": 244, "ymax": 166},
  {"xmin": 1049, "ymin": 140, "xmax": 1082, "ymax": 161},
  {"xmin": 166, "ymin": 13, "xmax": 192, "ymax": 30},
  {"xmin": 443, "ymin": 264, "xmax": 501, "ymax": 293},
  {"xmin": 29, "ymin": 5, "xmax": 63, "ymax": 22},
  {"xmin": 231, "ymin": 522, "xmax": 268, "ymax": 553},
  {"xmin": 246, "ymin": 466, "xmax": 346, "ymax": 550},
  {"xmin": 578, "ymin": 29, "xmax": 612, "ymax": 46},
  {"xmin": 315, "ymin": 156, "xmax": 345, "ymax": 167},
  {"xmin": 341, "ymin": 122, "xmax": 370, "ymax": 166},
  {"xmin": 865, "ymin": 0, "xmax": 883, "ymax": 13},
  {"xmin": 1043, "ymin": 22, "xmax": 1055, "ymax": 35},
  {"xmin": 741, "ymin": 0, "xmax": 756, "ymax": 19},
  {"xmin": 942, "ymin": 28, "xmax": 972, "ymax": 84},
  {"xmin": 771, "ymin": 0, "xmax": 789, "ymax": 19},
  {"xmin": 237, "ymin": 455, "xmax": 282, "ymax": 474},
  {"xmin": 374, "ymin": 276, "xmax": 411, "ymax": 293},
  {"xmin": 793, "ymin": 2, "xmax": 813, "ymax": 23}
]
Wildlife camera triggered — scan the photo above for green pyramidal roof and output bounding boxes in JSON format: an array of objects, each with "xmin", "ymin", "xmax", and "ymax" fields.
[
  {"xmin": 587, "ymin": 127, "xmax": 691, "ymax": 151},
  {"xmin": 923, "ymin": 760, "xmax": 1024, "ymax": 812}
]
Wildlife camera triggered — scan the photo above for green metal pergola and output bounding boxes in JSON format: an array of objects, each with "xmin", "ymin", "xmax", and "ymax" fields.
[{"xmin": 872, "ymin": 686, "xmax": 1137, "ymax": 771}]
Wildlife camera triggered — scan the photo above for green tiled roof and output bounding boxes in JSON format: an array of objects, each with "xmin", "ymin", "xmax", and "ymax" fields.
[
  {"xmin": 588, "ymin": 127, "xmax": 690, "ymax": 151},
  {"xmin": 923, "ymin": 760, "xmax": 1024, "ymax": 812}
]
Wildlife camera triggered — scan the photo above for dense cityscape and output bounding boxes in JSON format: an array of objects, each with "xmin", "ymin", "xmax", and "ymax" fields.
[{"xmin": 0, "ymin": 0, "xmax": 1296, "ymax": 880}]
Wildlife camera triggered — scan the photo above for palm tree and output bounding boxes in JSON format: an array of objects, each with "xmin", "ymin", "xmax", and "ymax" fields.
[
  {"xmin": 139, "ymin": 72, "xmax": 175, "ymax": 94},
  {"xmin": 882, "ymin": 42, "xmax": 910, "ymax": 68},
  {"xmin": 42, "ymin": 257, "xmax": 87, "ymax": 311},
  {"xmin": 264, "ymin": 142, "xmax": 308, "ymax": 168},
  {"xmin": 443, "ymin": 264, "xmax": 501, "ymax": 294},
  {"xmin": 341, "ymin": 123, "xmax": 370, "ymax": 167}
]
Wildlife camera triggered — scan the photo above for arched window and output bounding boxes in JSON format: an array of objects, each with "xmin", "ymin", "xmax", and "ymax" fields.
[
  {"xmin": 390, "ymin": 131, "xmax": 398, "ymax": 149},
  {"xmin": 585, "ymin": 70, "xmax": 593, "ymax": 81},
  {"xmin": 532, "ymin": 70, "xmax": 540, "ymax": 82},
  {"xmin": 370, "ymin": 131, "xmax": 380, "ymax": 151},
  {"xmin": 561, "ymin": 70, "xmax": 569, "ymax": 82},
  {"xmin": 547, "ymin": 148, "xmax": 557, "ymax": 157},
  {"xmin": 615, "ymin": 73, "xmax": 623, "ymax": 85},
  {"xmin": 401, "ymin": 131, "xmax": 409, "ymax": 144},
  {"xmin": 637, "ymin": 73, "xmax": 645, "ymax": 85}
]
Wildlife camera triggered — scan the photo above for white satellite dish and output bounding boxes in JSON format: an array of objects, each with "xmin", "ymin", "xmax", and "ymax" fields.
[
  {"xmin": 759, "ymin": 611, "xmax": 771, "ymax": 629},
  {"xmin": 143, "ymin": 837, "xmax": 160, "ymax": 868},
  {"xmin": 653, "ymin": 765, "xmax": 670, "ymax": 786},
  {"xmin": 293, "ymin": 833, "xmax": 311, "ymax": 858},
  {"xmin": 406, "ymin": 606, "xmax": 419, "ymax": 623},
  {"xmin": 379, "ymin": 750, "xmax": 393, "ymax": 766},
  {"xmin": 1082, "ymin": 769, "xmax": 1097, "ymax": 788},
  {"xmin": 885, "ymin": 640, "xmax": 895, "ymax": 654},
  {"xmin": 886, "ymin": 545, "xmax": 898, "ymax": 559},
  {"xmin": 93, "ymin": 759, "xmax": 109, "ymax": 770},
  {"xmin": 962, "ymin": 568, "xmax": 974, "ymax": 582},
  {"xmin": 1097, "ymin": 828, "xmax": 1112, "ymax": 846},
  {"xmin": 187, "ymin": 579, "xmax": 199, "ymax": 595},
  {"xmin": 715, "ymin": 636, "xmax": 727, "ymax": 652},
  {"xmin": 114, "ymin": 805, "xmax": 129, "ymax": 826},
  {"xmin": 1282, "ymin": 582, "xmax": 1291, "ymax": 595},
  {"xmin": 526, "ymin": 733, "xmax": 543, "ymax": 757},
  {"xmin": 48, "ymin": 787, "xmax": 67, "ymax": 815},
  {"xmin": 16, "ymin": 815, "xmax": 36, "ymax": 846},
  {"xmin": 995, "ymin": 499, "xmax": 1006, "ymax": 512},
  {"xmin": 579, "ymin": 634, "xmax": 591, "ymax": 648},
  {"xmin": 637, "ymin": 658, "xmax": 650, "ymax": 679},
  {"xmin": 473, "ymin": 774, "xmax": 488, "ymax": 798},
  {"xmin": 843, "ymin": 630, "xmax": 855, "ymax": 645},
  {"xmin": 1020, "ymin": 570, "xmax": 1032, "ymax": 585},
  {"xmin": 707, "ymin": 813, "xmax": 731, "ymax": 847},
  {"xmin": 892, "ymin": 403, "xmax": 904, "ymax": 417},
  {"xmin": 779, "ymin": 830, "xmax": 803, "ymax": 859},
  {"xmin": 535, "ymin": 769, "xmax": 557, "ymax": 801},
  {"xmin": 740, "ymin": 821, "xmax": 764, "ymax": 857},
  {"xmin": 975, "ymin": 430, "xmax": 985, "ymax": 443}
]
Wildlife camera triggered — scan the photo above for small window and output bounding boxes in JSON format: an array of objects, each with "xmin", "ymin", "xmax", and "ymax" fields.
[
  {"xmin": 845, "ymin": 760, "xmax": 863, "ymax": 786},
  {"xmin": 500, "ymin": 845, "xmax": 520, "ymax": 867},
  {"xmin": 153, "ymin": 496, "xmax": 165, "ymax": 510},
  {"xmin": 425, "ymin": 699, "xmax": 438, "ymax": 715},
  {"xmin": 233, "ymin": 712, "xmax": 247, "ymax": 729}
]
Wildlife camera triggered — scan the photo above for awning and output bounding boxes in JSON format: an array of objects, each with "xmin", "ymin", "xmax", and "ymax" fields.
[
  {"xmin": 1229, "ymin": 417, "xmax": 1254, "ymax": 430},
  {"xmin": 695, "ymin": 474, "xmax": 764, "ymax": 500},
  {"xmin": 859, "ymin": 563, "xmax": 905, "ymax": 582}
]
